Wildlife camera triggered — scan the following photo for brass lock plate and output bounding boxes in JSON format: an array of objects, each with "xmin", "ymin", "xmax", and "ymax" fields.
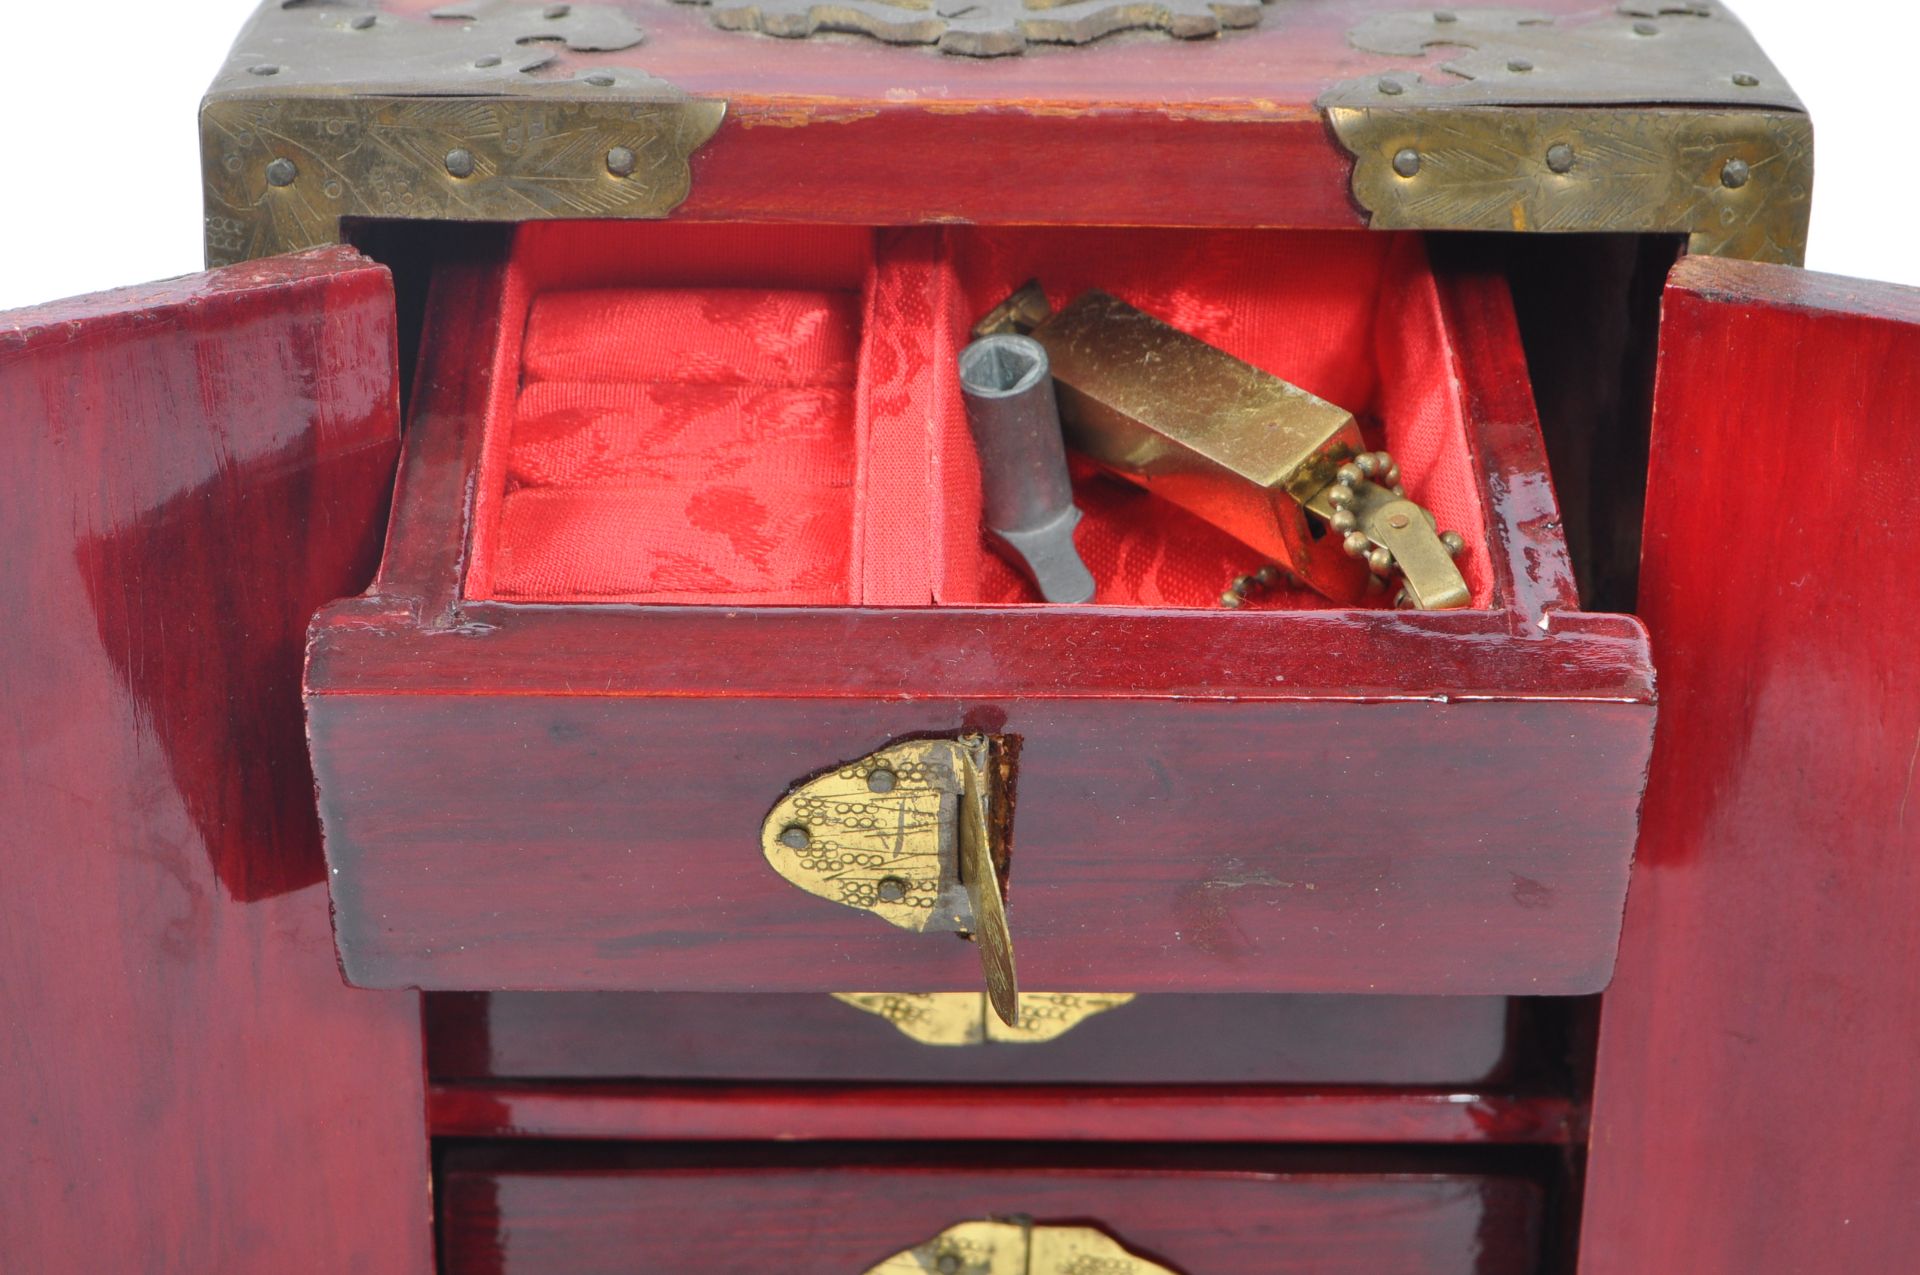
[
  {"xmin": 833, "ymin": 993, "xmax": 1135, "ymax": 1046},
  {"xmin": 867, "ymin": 1220, "xmax": 1176, "ymax": 1275},
  {"xmin": 763, "ymin": 734, "xmax": 1020, "ymax": 1024}
]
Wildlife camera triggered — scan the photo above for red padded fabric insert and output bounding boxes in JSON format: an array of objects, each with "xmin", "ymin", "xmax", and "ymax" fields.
[
  {"xmin": 472, "ymin": 222, "xmax": 1493, "ymax": 610},
  {"xmin": 494, "ymin": 288, "xmax": 862, "ymax": 604}
]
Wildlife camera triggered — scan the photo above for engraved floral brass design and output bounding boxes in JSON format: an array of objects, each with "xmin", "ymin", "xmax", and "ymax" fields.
[
  {"xmin": 834, "ymin": 992, "xmax": 1135, "ymax": 1046},
  {"xmin": 866, "ymin": 1220, "xmax": 1177, "ymax": 1275},
  {"xmin": 670, "ymin": 0, "xmax": 1269, "ymax": 58},
  {"xmin": 201, "ymin": 1, "xmax": 723, "ymax": 266},
  {"xmin": 1319, "ymin": 5, "xmax": 1813, "ymax": 265}
]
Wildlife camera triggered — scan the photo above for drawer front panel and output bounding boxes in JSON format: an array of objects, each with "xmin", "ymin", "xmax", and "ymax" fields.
[
  {"xmin": 315, "ymin": 693, "xmax": 1648, "ymax": 995},
  {"xmin": 440, "ymin": 1156, "xmax": 1545, "ymax": 1275},
  {"xmin": 426, "ymin": 992, "xmax": 1527, "ymax": 1086}
]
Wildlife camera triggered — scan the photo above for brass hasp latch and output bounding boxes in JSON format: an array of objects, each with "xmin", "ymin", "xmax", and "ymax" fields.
[
  {"xmin": 978, "ymin": 283, "xmax": 1471, "ymax": 609},
  {"xmin": 762, "ymin": 734, "xmax": 1019, "ymax": 1025}
]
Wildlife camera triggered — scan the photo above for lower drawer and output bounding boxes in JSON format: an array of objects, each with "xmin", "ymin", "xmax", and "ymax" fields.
[
  {"xmin": 426, "ymin": 992, "xmax": 1533, "ymax": 1085},
  {"xmin": 438, "ymin": 1148, "xmax": 1546, "ymax": 1275}
]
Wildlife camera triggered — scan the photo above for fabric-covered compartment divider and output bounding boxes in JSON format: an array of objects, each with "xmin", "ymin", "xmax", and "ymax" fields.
[{"xmin": 466, "ymin": 222, "xmax": 1495, "ymax": 610}]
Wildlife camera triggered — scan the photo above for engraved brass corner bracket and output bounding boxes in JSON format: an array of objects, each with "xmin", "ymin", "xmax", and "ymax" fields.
[
  {"xmin": 866, "ymin": 1220, "xmax": 1177, "ymax": 1275},
  {"xmin": 201, "ymin": 1, "xmax": 725, "ymax": 266},
  {"xmin": 1321, "ymin": 4, "xmax": 1813, "ymax": 265},
  {"xmin": 763, "ymin": 735, "xmax": 1021, "ymax": 1026}
]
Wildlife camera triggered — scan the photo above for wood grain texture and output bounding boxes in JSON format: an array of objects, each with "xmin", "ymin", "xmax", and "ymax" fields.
[
  {"xmin": 0, "ymin": 250, "xmax": 429, "ymax": 1272},
  {"xmin": 425, "ymin": 991, "xmax": 1526, "ymax": 1085},
  {"xmin": 307, "ymin": 246, "xmax": 1653, "ymax": 997},
  {"xmin": 428, "ymin": 1082, "xmax": 1580, "ymax": 1145},
  {"xmin": 1580, "ymin": 259, "xmax": 1920, "ymax": 1272},
  {"xmin": 440, "ymin": 1154, "xmax": 1547, "ymax": 1275}
]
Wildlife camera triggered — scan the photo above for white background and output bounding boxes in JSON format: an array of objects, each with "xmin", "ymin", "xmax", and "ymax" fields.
[{"xmin": 0, "ymin": 0, "xmax": 1915, "ymax": 310}]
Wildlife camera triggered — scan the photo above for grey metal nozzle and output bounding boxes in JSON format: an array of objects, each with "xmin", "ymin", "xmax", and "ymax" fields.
[{"xmin": 957, "ymin": 335, "xmax": 1097, "ymax": 605}]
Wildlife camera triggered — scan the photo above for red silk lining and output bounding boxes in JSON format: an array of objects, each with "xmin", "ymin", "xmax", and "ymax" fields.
[{"xmin": 470, "ymin": 222, "xmax": 1494, "ymax": 610}]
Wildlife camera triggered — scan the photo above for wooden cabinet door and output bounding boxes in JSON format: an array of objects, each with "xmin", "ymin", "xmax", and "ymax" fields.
[
  {"xmin": 1583, "ymin": 258, "xmax": 1920, "ymax": 1272},
  {"xmin": 0, "ymin": 249, "xmax": 428, "ymax": 1273}
]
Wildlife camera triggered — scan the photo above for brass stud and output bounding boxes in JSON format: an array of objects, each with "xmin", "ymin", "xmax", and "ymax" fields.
[
  {"xmin": 1388, "ymin": 512, "xmax": 1411, "ymax": 530},
  {"xmin": 779, "ymin": 825, "xmax": 811, "ymax": 850},
  {"xmin": 475, "ymin": 55, "xmax": 503, "ymax": 68},
  {"xmin": 867, "ymin": 768, "xmax": 897, "ymax": 794},
  {"xmin": 1721, "ymin": 157, "xmax": 1752, "ymax": 189},
  {"xmin": 445, "ymin": 148, "xmax": 477, "ymax": 179},
  {"xmin": 349, "ymin": 13, "xmax": 377, "ymax": 29},
  {"xmin": 1392, "ymin": 147, "xmax": 1422, "ymax": 179},
  {"xmin": 265, "ymin": 157, "xmax": 298, "ymax": 187},
  {"xmin": 585, "ymin": 72, "xmax": 616, "ymax": 87},
  {"xmin": 1378, "ymin": 78, "xmax": 1405, "ymax": 96},
  {"xmin": 545, "ymin": 2, "xmax": 573, "ymax": 16},
  {"xmin": 1733, "ymin": 72, "xmax": 1759, "ymax": 87},
  {"xmin": 1508, "ymin": 58, "xmax": 1534, "ymax": 73},
  {"xmin": 1546, "ymin": 143, "xmax": 1576, "ymax": 174},
  {"xmin": 248, "ymin": 63, "xmax": 281, "ymax": 76},
  {"xmin": 1433, "ymin": 10, "xmax": 1458, "ymax": 22},
  {"xmin": 877, "ymin": 877, "xmax": 910, "ymax": 902},
  {"xmin": 1633, "ymin": 20, "xmax": 1659, "ymax": 35},
  {"xmin": 606, "ymin": 146, "xmax": 638, "ymax": 177}
]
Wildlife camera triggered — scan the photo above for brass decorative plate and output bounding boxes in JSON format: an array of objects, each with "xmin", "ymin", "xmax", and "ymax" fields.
[
  {"xmin": 834, "ymin": 992, "xmax": 1136, "ymax": 1046},
  {"xmin": 201, "ymin": 1, "xmax": 724, "ymax": 266},
  {"xmin": 866, "ymin": 1220, "xmax": 1177, "ymax": 1275},
  {"xmin": 670, "ymin": 0, "xmax": 1272, "ymax": 58}
]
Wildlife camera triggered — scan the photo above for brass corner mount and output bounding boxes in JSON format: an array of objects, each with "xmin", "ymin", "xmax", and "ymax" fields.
[{"xmin": 1321, "ymin": 5, "xmax": 1812, "ymax": 265}]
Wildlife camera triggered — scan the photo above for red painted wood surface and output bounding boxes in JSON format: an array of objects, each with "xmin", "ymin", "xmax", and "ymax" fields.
[
  {"xmin": 428, "ymin": 1082, "xmax": 1579, "ymax": 1145},
  {"xmin": 426, "ymin": 991, "xmax": 1525, "ymax": 1084},
  {"xmin": 439, "ymin": 1152, "xmax": 1547, "ymax": 1274},
  {"xmin": 336, "ymin": 0, "xmax": 1634, "ymax": 232},
  {"xmin": 307, "ymin": 244, "xmax": 1653, "ymax": 996},
  {"xmin": 1580, "ymin": 259, "xmax": 1920, "ymax": 1271},
  {"xmin": 0, "ymin": 250, "xmax": 429, "ymax": 1271}
]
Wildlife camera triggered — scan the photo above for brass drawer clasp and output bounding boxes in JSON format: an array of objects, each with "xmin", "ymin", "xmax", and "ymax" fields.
[{"xmin": 762, "ymin": 734, "xmax": 1020, "ymax": 1025}]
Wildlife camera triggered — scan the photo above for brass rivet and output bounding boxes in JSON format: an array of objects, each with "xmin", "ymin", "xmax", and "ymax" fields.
[
  {"xmin": 1733, "ymin": 72, "xmax": 1759, "ymax": 87},
  {"xmin": 1388, "ymin": 513, "xmax": 1411, "ymax": 530},
  {"xmin": 779, "ymin": 825, "xmax": 810, "ymax": 850},
  {"xmin": 349, "ymin": 13, "xmax": 377, "ymax": 29},
  {"xmin": 445, "ymin": 148, "xmax": 477, "ymax": 179},
  {"xmin": 937, "ymin": 1257, "xmax": 961, "ymax": 1275},
  {"xmin": 867, "ymin": 768, "xmax": 897, "ymax": 794},
  {"xmin": 475, "ymin": 55, "xmax": 503, "ymax": 68},
  {"xmin": 1507, "ymin": 58, "xmax": 1534, "ymax": 72},
  {"xmin": 586, "ymin": 72, "xmax": 616, "ymax": 87},
  {"xmin": 545, "ymin": 2, "xmax": 573, "ymax": 16},
  {"xmin": 1377, "ymin": 78, "xmax": 1405, "ymax": 96},
  {"xmin": 1633, "ymin": 20, "xmax": 1659, "ymax": 35},
  {"xmin": 1546, "ymin": 142, "xmax": 1575, "ymax": 174},
  {"xmin": 1392, "ymin": 147, "xmax": 1422, "ymax": 178},
  {"xmin": 1433, "ymin": 9, "xmax": 1458, "ymax": 22},
  {"xmin": 606, "ymin": 146, "xmax": 637, "ymax": 177},
  {"xmin": 1721, "ymin": 157, "xmax": 1752, "ymax": 189},
  {"xmin": 877, "ymin": 877, "xmax": 909, "ymax": 902},
  {"xmin": 248, "ymin": 63, "xmax": 281, "ymax": 76},
  {"xmin": 265, "ymin": 158, "xmax": 298, "ymax": 187}
]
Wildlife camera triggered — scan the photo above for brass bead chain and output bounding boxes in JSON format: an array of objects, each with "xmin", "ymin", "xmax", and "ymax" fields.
[
  {"xmin": 1327, "ymin": 450, "xmax": 1467, "ymax": 605},
  {"xmin": 1220, "ymin": 563, "xmax": 1303, "ymax": 609}
]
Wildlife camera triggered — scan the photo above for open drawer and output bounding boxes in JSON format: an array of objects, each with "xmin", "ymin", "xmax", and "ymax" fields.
[{"xmin": 306, "ymin": 222, "xmax": 1654, "ymax": 998}]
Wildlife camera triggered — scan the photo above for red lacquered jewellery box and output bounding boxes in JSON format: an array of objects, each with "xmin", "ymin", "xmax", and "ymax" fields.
[{"xmin": 4, "ymin": 2, "xmax": 1917, "ymax": 1272}]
